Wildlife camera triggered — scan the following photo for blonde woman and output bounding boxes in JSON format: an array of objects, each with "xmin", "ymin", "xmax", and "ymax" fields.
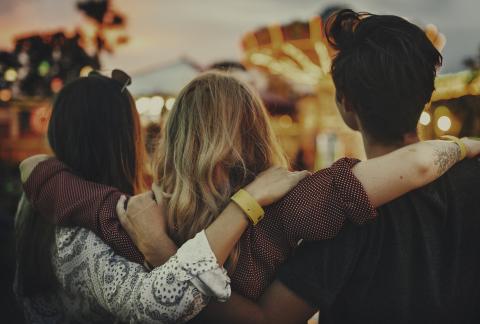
[
  {"xmin": 15, "ymin": 72, "xmax": 310, "ymax": 323},
  {"xmin": 23, "ymin": 72, "xmax": 480, "ymax": 304}
]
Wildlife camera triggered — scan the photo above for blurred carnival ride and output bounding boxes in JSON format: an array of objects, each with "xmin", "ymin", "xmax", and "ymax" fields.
[
  {"xmin": 1, "ymin": 6, "xmax": 479, "ymax": 171},
  {"xmin": 240, "ymin": 13, "xmax": 478, "ymax": 170}
]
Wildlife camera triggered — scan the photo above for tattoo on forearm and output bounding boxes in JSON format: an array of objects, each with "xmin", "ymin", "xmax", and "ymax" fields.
[{"xmin": 434, "ymin": 143, "xmax": 461, "ymax": 175}]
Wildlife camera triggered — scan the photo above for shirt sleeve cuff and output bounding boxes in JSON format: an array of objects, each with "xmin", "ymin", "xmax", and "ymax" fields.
[
  {"xmin": 330, "ymin": 157, "xmax": 378, "ymax": 223},
  {"xmin": 175, "ymin": 230, "xmax": 231, "ymax": 301}
]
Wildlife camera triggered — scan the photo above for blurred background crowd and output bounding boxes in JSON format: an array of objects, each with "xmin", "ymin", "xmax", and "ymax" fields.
[{"xmin": 1, "ymin": 0, "xmax": 479, "ymax": 321}]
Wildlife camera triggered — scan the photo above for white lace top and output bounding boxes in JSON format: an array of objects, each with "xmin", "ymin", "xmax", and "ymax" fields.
[{"xmin": 16, "ymin": 218, "xmax": 231, "ymax": 323}]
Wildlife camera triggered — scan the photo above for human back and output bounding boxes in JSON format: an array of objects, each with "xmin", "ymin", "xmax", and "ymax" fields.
[
  {"xmin": 281, "ymin": 158, "xmax": 480, "ymax": 323},
  {"xmin": 273, "ymin": 9, "xmax": 480, "ymax": 323}
]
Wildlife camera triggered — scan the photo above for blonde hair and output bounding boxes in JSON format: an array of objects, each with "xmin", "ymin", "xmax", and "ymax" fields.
[{"xmin": 155, "ymin": 71, "xmax": 287, "ymax": 270}]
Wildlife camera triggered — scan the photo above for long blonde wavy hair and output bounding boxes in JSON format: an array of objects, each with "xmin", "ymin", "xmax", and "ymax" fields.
[{"xmin": 155, "ymin": 71, "xmax": 288, "ymax": 270}]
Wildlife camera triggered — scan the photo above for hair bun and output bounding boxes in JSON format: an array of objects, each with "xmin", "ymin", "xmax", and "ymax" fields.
[{"xmin": 325, "ymin": 9, "xmax": 363, "ymax": 51}]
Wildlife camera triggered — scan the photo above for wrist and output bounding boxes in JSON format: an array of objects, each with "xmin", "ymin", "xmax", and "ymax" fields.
[
  {"xmin": 231, "ymin": 189, "xmax": 265, "ymax": 225},
  {"xmin": 142, "ymin": 236, "xmax": 178, "ymax": 267},
  {"xmin": 243, "ymin": 185, "xmax": 267, "ymax": 206},
  {"xmin": 440, "ymin": 135, "xmax": 467, "ymax": 160}
]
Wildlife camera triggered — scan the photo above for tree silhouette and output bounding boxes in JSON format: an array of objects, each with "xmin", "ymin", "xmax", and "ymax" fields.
[
  {"xmin": 77, "ymin": 0, "xmax": 128, "ymax": 58},
  {"xmin": 0, "ymin": 0, "xmax": 127, "ymax": 98}
]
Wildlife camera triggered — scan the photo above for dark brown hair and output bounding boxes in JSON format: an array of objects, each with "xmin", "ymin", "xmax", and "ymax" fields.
[
  {"xmin": 326, "ymin": 9, "xmax": 442, "ymax": 143},
  {"xmin": 16, "ymin": 72, "xmax": 145, "ymax": 297}
]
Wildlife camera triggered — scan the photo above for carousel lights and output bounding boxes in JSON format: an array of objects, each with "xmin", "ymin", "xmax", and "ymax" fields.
[
  {"xmin": 151, "ymin": 96, "xmax": 165, "ymax": 110},
  {"xmin": 250, "ymin": 53, "xmax": 273, "ymax": 65},
  {"xmin": 314, "ymin": 42, "xmax": 332, "ymax": 74},
  {"xmin": 136, "ymin": 96, "xmax": 166, "ymax": 116},
  {"xmin": 419, "ymin": 111, "xmax": 431, "ymax": 126},
  {"xmin": 281, "ymin": 43, "xmax": 323, "ymax": 77},
  {"xmin": 135, "ymin": 97, "xmax": 151, "ymax": 114},
  {"xmin": 437, "ymin": 116, "xmax": 452, "ymax": 131},
  {"xmin": 38, "ymin": 61, "xmax": 50, "ymax": 77},
  {"xmin": 51, "ymin": 77, "xmax": 63, "ymax": 93},
  {"xmin": 18, "ymin": 67, "xmax": 29, "ymax": 80},
  {"xmin": 0, "ymin": 89, "xmax": 12, "ymax": 101},
  {"xmin": 147, "ymin": 96, "xmax": 164, "ymax": 116},
  {"xmin": 165, "ymin": 97, "xmax": 175, "ymax": 111},
  {"xmin": 4, "ymin": 68, "xmax": 18, "ymax": 82},
  {"xmin": 80, "ymin": 65, "xmax": 94, "ymax": 77},
  {"xmin": 278, "ymin": 115, "xmax": 293, "ymax": 128},
  {"xmin": 249, "ymin": 50, "xmax": 319, "ymax": 86}
]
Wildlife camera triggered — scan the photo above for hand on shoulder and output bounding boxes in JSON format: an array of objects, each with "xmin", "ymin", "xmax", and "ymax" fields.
[{"xmin": 19, "ymin": 154, "xmax": 50, "ymax": 183}]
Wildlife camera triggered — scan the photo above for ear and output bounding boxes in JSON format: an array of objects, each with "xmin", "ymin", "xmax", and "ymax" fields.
[
  {"xmin": 335, "ymin": 95, "xmax": 360, "ymax": 131},
  {"xmin": 403, "ymin": 132, "xmax": 420, "ymax": 145},
  {"xmin": 341, "ymin": 97, "xmax": 355, "ymax": 113}
]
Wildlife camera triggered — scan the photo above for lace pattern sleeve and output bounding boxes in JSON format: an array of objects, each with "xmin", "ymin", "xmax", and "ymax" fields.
[{"xmin": 53, "ymin": 228, "xmax": 231, "ymax": 323}]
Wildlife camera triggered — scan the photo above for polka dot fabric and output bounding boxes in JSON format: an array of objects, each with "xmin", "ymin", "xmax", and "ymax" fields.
[
  {"xmin": 232, "ymin": 157, "xmax": 377, "ymax": 299},
  {"xmin": 24, "ymin": 157, "xmax": 377, "ymax": 301},
  {"xmin": 24, "ymin": 158, "xmax": 144, "ymax": 264}
]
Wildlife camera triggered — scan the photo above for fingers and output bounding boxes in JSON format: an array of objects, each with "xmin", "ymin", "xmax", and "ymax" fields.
[
  {"xmin": 117, "ymin": 195, "xmax": 129, "ymax": 228},
  {"xmin": 151, "ymin": 183, "xmax": 164, "ymax": 205},
  {"xmin": 116, "ymin": 195, "xmax": 127, "ymax": 217},
  {"xmin": 289, "ymin": 170, "xmax": 311, "ymax": 184},
  {"xmin": 19, "ymin": 154, "xmax": 51, "ymax": 183},
  {"xmin": 129, "ymin": 192, "xmax": 156, "ymax": 208},
  {"xmin": 462, "ymin": 137, "xmax": 480, "ymax": 158}
]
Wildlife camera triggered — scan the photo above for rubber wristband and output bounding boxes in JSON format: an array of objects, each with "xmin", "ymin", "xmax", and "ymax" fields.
[
  {"xmin": 440, "ymin": 135, "xmax": 467, "ymax": 160},
  {"xmin": 231, "ymin": 189, "xmax": 265, "ymax": 225}
]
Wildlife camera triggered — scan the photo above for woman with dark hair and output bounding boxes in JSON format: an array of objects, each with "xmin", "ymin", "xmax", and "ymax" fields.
[{"xmin": 14, "ymin": 70, "xmax": 308, "ymax": 323}]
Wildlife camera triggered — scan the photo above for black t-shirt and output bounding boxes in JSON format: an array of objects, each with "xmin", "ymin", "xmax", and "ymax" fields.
[{"xmin": 278, "ymin": 158, "xmax": 480, "ymax": 324}]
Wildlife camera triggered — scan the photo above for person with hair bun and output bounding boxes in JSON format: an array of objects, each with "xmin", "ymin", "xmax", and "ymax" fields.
[{"xmin": 200, "ymin": 9, "xmax": 480, "ymax": 324}]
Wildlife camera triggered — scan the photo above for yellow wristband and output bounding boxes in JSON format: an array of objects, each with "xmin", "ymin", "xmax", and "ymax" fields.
[
  {"xmin": 231, "ymin": 189, "xmax": 265, "ymax": 225},
  {"xmin": 440, "ymin": 135, "xmax": 467, "ymax": 160}
]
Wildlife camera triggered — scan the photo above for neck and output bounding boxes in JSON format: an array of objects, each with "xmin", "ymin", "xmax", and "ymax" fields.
[{"xmin": 361, "ymin": 131, "xmax": 420, "ymax": 159}]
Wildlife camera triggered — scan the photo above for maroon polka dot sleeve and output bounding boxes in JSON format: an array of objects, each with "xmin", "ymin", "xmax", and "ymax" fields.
[
  {"xmin": 230, "ymin": 157, "xmax": 377, "ymax": 299},
  {"xmin": 23, "ymin": 157, "xmax": 376, "ymax": 301},
  {"xmin": 23, "ymin": 158, "xmax": 144, "ymax": 263}
]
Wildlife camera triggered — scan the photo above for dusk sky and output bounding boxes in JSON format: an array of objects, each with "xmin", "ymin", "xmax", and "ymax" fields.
[{"xmin": 1, "ymin": 0, "xmax": 479, "ymax": 75}]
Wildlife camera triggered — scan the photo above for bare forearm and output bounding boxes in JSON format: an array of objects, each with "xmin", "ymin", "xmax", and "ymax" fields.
[
  {"xmin": 429, "ymin": 140, "xmax": 462, "ymax": 175},
  {"xmin": 146, "ymin": 202, "xmax": 249, "ymax": 268},
  {"xmin": 205, "ymin": 202, "xmax": 249, "ymax": 266},
  {"xmin": 144, "ymin": 236, "xmax": 178, "ymax": 267},
  {"xmin": 353, "ymin": 140, "xmax": 461, "ymax": 207}
]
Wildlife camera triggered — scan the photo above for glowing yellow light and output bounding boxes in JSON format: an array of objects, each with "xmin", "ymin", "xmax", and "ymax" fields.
[
  {"xmin": 151, "ymin": 96, "xmax": 164, "ymax": 109},
  {"xmin": 80, "ymin": 66, "xmax": 94, "ymax": 77},
  {"xmin": 135, "ymin": 97, "xmax": 150, "ymax": 114},
  {"xmin": 281, "ymin": 43, "xmax": 323, "ymax": 77},
  {"xmin": 250, "ymin": 53, "xmax": 273, "ymax": 65},
  {"xmin": 314, "ymin": 42, "xmax": 332, "ymax": 74},
  {"xmin": 0, "ymin": 89, "xmax": 12, "ymax": 101},
  {"xmin": 146, "ymin": 96, "xmax": 164, "ymax": 116},
  {"xmin": 4, "ymin": 68, "xmax": 17, "ymax": 82},
  {"xmin": 278, "ymin": 115, "xmax": 293, "ymax": 128},
  {"xmin": 437, "ymin": 116, "xmax": 451, "ymax": 131},
  {"xmin": 165, "ymin": 98, "xmax": 175, "ymax": 111},
  {"xmin": 419, "ymin": 111, "xmax": 431, "ymax": 126}
]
